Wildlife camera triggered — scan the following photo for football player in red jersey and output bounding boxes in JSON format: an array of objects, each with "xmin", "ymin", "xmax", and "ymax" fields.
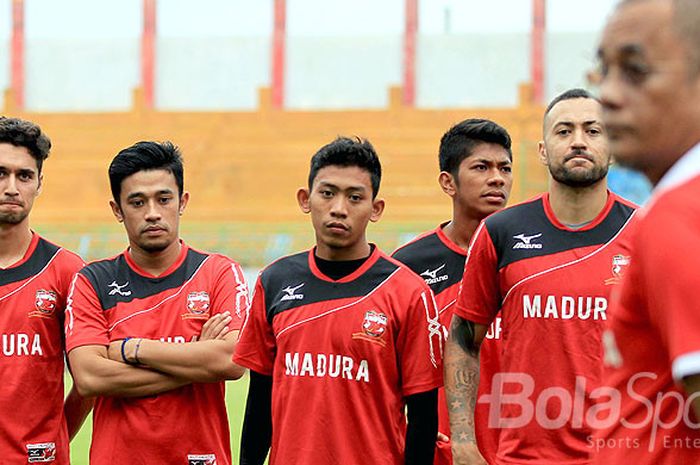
[
  {"xmin": 235, "ymin": 137, "xmax": 443, "ymax": 465},
  {"xmin": 65, "ymin": 141, "xmax": 249, "ymax": 465},
  {"xmin": 392, "ymin": 119, "xmax": 513, "ymax": 465},
  {"xmin": 446, "ymin": 89, "xmax": 638, "ymax": 465},
  {"xmin": 0, "ymin": 117, "xmax": 92, "ymax": 464},
  {"xmin": 591, "ymin": 0, "xmax": 700, "ymax": 462}
]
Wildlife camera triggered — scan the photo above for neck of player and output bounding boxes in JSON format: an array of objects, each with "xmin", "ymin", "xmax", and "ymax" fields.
[
  {"xmin": 443, "ymin": 207, "xmax": 481, "ymax": 250},
  {"xmin": 0, "ymin": 221, "xmax": 33, "ymax": 268},
  {"xmin": 128, "ymin": 238, "xmax": 182, "ymax": 276},
  {"xmin": 315, "ymin": 237, "xmax": 371, "ymax": 261},
  {"xmin": 548, "ymin": 179, "xmax": 609, "ymax": 226}
]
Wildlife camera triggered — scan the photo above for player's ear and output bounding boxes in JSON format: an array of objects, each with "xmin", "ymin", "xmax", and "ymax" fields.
[
  {"xmin": 297, "ymin": 188, "xmax": 311, "ymax": 214},
  {"xmin": 178, "ymin": 191, "xmax": 190, "ymax": 216},
  {"xmin": 110, "ymin": 199, "xmax": 124, "ymax": 223},
  {"xmin": 537, "ymin": 140, "xmax": 548, "ymax": 166},
  {"xmin": 369, "ymin": 197, "xmax": 385, "ymax": 223},
  {"xmin": 438, "ymin": 171, "xmax": 456, "ymax": 197},
  {"xmin": 37, "ymin": 172, "xmax": 43, "ymax": 195}
]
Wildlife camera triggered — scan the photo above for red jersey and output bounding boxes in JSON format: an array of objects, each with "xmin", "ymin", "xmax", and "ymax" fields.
[
  {"xmin": 234, "ymin": 246, "xmax": 443, "ymax": 465},
  {"xmin": 0, "ymin": 233, "xmax": 83, "ymax": 465},
  {"xmin": 392, "ymin": 223, "xmax": 503, "ymax": 465},
  {"xmin": 595, "ymin": 154, "xmax": 700, "ymax": 464},
  {"xmin": 455, "ymin": 192, "xmax": 637, "ymax": 465},
  {"xmin": 65, "ymin": 243, "xmax": 248, "ymax": 465}
]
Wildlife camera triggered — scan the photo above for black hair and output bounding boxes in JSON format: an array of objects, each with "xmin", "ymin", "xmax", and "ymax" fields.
[
  {"xmin": 0, "ymin": 117, "xmax": 51, "ymax": 172},
  {"xmin": 438, "ymin": 118, "xmax": 512, "ymax": 176},
  {"xmin": 308, "ymin": 136, "xmax": 382, "ymax": 198},
  {"xmin": 545, "ymin": 88, "xmax": 599, "ymax": 116},
  {"xmin": 108, "ymin": 141, "xmax": 184, "ymax": 203}
]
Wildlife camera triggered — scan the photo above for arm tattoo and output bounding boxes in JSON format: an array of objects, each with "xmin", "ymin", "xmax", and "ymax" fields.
[{"xmin": 444, "ymin": 315, "xmax": 481, "ymax": 445}]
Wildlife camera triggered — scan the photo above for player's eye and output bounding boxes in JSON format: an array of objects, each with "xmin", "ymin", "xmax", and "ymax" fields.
[
  {"xmin": 473, "ymin": 164, "xmax": 487, "ymax": 171},
  {"xmin": 620, "ymin": 61, "xmax": 651, "ymax": 85},
  {"xmin": 557, "ymin": 129, "xmax": 571, "ymax": 136},
  {"xmin": 349, "ymin": 194, "xmax": 362, "ymax": 202},
  {"xmin": 159, "ymin": 196, "xmax": 172, "ymax": 204},
  {"xmin": 501, "ymin": 166, "xmax": 512, "ymax": 174},
  {"xmin": 130, "ymin": 199, "xmax": 144, "ymax": 207},
  {"xmin": 320, "ymin": 190, "xmax": 333, "ymax": 198},
  {"xmin": 18, "ymin": 173, "xmax": 33, "ymax": 181}
]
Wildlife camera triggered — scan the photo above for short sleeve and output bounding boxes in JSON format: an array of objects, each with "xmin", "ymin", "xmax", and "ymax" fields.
[
  {"xmin": 233, "ymin": 277, "xmax": 277, "ymax": 375},
  {"xmin": 454, "ymin": 221, "xmax": 501, "ymax": 325},
  {"xmin": 64, "ymin": 273, "xmax": 110, "ymax": 352},
  {"xmin": 396, "ymin": 278, "xmax": 444, "ymax": 396},
  {"xmin": 211, "ymin": 258, "xmax": 250, "ymax": 331}
]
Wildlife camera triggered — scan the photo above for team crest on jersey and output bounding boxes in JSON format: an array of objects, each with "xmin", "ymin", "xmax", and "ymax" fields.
[
  {"xmin": 182, "ymin": 291, "xmax": 211, "ymax": 319},
  {"xmin": 605, "ymin": 254, "xmax": 631, "ymax": 285},
  {"xmin": 352, "ymin": 310, "xmax": 388, "ymax": 347},
  {"xmin": 26, "ymin": 442, "xmax": 56, "ymax": 463},
  {"xmin": 29, "ymin": 290, "xmax": 58, "ymax": 319},
  {"xmin": 188, "ymin": 454, "xmax": 216, "ymax": 465}
]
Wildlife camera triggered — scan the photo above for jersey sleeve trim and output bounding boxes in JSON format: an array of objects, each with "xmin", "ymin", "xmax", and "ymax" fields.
[
  {"xmin": 672, "ymin": 350, "xmax": 700, "ymax": 382},
  {"xmin": 402, "ymin": 378, "xmax": 443, "ymax": 397},
  {"xmin": 232, "ymin": 354, "xmax": 274, "ymax": 376}
]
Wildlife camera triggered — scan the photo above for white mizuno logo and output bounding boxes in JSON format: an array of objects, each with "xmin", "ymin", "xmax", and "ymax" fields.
[
  {"xmin": 513, "ymin": 233, "xmax": 543, "ymax": 249},
  {"xmin": 108, "ymin": 281, "xmax": 132, "ymax": 296},
  {"xmin": 420, "ymin": 264, "xmax": 449, "ymax": 285},
  {"xmin": 281, "ymin": 283, "xmax": 305, "ymax": 301}
]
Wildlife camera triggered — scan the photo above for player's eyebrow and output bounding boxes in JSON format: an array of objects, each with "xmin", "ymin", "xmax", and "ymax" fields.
[
  {"xmin": 470, "ymin": 158, "xmax": 511, "ymax": 165},
  {"xmin": 125, "ymin": 189, "xmax": 174, "ymax": 200},
  {"xmin": 598, "ymin": 43, "xmax": 646, "ymax": 61},
  {"xmin": 317, "ymin": 181, "xmax": 368, "ymax": 192}
]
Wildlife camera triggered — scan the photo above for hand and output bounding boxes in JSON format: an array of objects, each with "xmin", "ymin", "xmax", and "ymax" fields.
[
  {"xmin": 200, "ymin": 311, "xmax": 233, "ymax": 341},
  {"xmin": 437, "ymin": 431, "xmax": 449, "ymax": 442},
  {"xmin": 452, "ymin": 442, "xmax": 487, "ymax": 465}
]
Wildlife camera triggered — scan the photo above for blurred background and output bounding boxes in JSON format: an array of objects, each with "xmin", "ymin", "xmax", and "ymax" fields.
[{"xmin": 0, "ymin": 0, "xmax": 651, "ymax": 269}]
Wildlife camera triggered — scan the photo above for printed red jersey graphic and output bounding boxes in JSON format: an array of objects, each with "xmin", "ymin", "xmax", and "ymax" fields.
[
  {"xmin": 65, "ymin": 243, "xmax": 248, "ymax": 465},
  {"xmin": 455, "ymin": 192, "xmax": 637, "ymax": 465},
  {"xmin": 234, "ymin": 246, "xmax": 443, "ymax": 465},
  {"xmin": 392, "ymin": 223, "xmax": 504, "ymax": 465},
  {"xmin": 0, "ymin": 234, "xmax": 84, "ymax": 465}
]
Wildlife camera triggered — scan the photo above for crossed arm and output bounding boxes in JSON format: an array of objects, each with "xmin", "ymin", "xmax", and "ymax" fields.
[
  {"xmin": 68, "ymin": 312, "xmax": 243, "ymax": 398},
  {"xmin": 444, "ymin": 314, "xmax": 489, "ymax": 465}
]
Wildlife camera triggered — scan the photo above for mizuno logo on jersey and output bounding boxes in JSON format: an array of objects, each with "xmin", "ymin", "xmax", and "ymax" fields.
[
  {"xmin": 280, "ymin": 283, "xmax": 305, "ymax": 301},
  {"xmin": 513, "ymin": 233, "xmax": 543, "ymax": 249},
  {"xmin": 420, "ymin": 264, "xmax": 449, "ymax": 285},
  {"xmin": 108, "ymin": 281, "xmax": 132, "ymax": 296}
]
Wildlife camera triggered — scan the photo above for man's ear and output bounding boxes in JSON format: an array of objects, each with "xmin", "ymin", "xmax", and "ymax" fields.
[
  {"xmin": 179, "ymin": 191, "xmax": 190, "ymax": 215},
  {"xmin": 538, "ymin": 140, "xmax": 548, "ymax": 166},
  {"xmin": 369, "ymin": 198, "xmax": 385, "ymax": 223},
  {"xmin": 37, "ymin": 172, "xmax": 43, "ymax": 195},
  {"xmin": 297, "ymin": 188, "xmax": 311, "ymax": 214},
  {"xmin": 438, "ymin": 171, "xmax": 457, "ymax": 197},
  {"xmin": 110, "ymin": 199, "xmax": 123, "ymax": 223}
]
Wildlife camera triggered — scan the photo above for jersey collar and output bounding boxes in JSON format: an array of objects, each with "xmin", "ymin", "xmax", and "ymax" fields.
[
  {"xmin": 654, "ymin": 142, "xmax": 700, "ymax": 194},
  {"xmin": 308, "ymin": 244, "xmax": 381, "ymax": 283}
]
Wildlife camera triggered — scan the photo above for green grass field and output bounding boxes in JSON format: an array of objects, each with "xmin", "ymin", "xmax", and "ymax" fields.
[{"xmin": 67, "ymin": 372, "xmax": 251, "ymax": 465}]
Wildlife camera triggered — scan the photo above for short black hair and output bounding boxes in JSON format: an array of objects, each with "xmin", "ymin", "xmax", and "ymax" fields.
[
  {"xmin": 108, "ymin": 141, "xmax": 184, "ymax": 203},
  {"xmin": 439, "ymin": 118, "xmax": 512, "ymax": 176},
  {"xmin": 545, "ymin": 88, "xmax": 599, "ymax": 116},
  {"xmin": 0, "ymin": 117, "xmax": 51, "ymax": 172},
  {"xmin": 308, "ymin": 136, "xmax": 382, "ymax": 198}
]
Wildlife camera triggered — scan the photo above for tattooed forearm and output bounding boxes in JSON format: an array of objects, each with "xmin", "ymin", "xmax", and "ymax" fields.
[{"xmin": 444, "ymin": 315, "xmax": 484, "ymax": 446}]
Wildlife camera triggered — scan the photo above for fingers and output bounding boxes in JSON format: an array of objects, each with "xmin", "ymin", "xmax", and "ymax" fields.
[
  {"xmin": 200, "ymin": 311, "xmax": 233, "ymax": 340},
  {"xmin": 437, "ymin": 432, "xmax": 450, "ymax": 442}
]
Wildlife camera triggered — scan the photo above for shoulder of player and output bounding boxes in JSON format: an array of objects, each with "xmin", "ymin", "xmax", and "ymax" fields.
[
  {"xmin": 186, "ymin": 245, "xmax": 244, "ymax": 273},
  {"xmin": 391, "ymin": 228, "xmax": 439, "ymax": 258},
  {"xmin": 379, "ymin": 252, "xmax": 432, "ymax": 293},
  {"xmin": 637, "ymin": 182, "xmax": 700, "ymax": 244},
  {"xmin": 258, "ymin": 250, "xmax": 309, "ymax": 287},
  {"xmin": 35, "ymin": 235, "xmax": 85, "ymax": 272},
  {"xmin": 483, "ymin": 195, "xmax": 545, "ymax": 231}
]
